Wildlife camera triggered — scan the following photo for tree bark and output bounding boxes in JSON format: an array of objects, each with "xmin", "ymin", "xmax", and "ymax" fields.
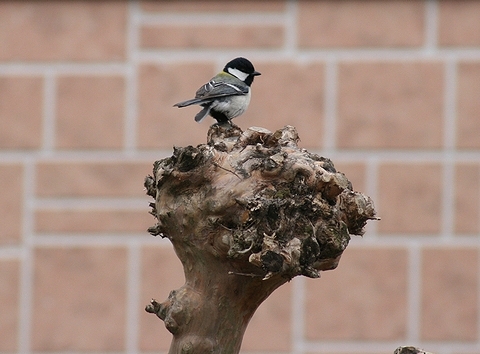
[{"xmin": 144, "ymin": 124, "xmax": 377, "ymax": 354}]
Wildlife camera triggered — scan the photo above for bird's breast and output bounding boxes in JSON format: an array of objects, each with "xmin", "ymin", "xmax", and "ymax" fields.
[{"xmin": 211, "ymin": 90, "xmax": 251, "ymax": 119}]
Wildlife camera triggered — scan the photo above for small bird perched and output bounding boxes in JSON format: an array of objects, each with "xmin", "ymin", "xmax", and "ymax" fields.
[{"xmin": 173, "ymin": 57, "xmax": 261, "ymax": 124}]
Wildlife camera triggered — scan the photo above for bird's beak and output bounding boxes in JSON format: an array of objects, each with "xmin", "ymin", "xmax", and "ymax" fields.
[{"xmin": 253, "ymin": 71, "xmax": 261, "ymax": 76}]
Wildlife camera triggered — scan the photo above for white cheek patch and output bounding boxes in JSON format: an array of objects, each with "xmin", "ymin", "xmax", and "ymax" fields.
[{"xmin": 228, "ymin": 67, "xmax": 249, "ymax": 81}]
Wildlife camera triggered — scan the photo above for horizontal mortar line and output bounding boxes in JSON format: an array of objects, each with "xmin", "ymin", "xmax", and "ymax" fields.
[
  {"xmin": 349, "ymin": 235, "xmax": 480, "ymax": 248},
  {"xmin": 32, "ymin": 234, "xmax": 171, "ymax": 247},
  {"xmin": 0, "ymin": 150, "xmax": 172, "ymax": 162},
  {"xmin": 140, "ymin": 12, "xmax": 287, "ymax": 25},
  {"xmin": 0, "ymin": 62, "xmax": 129, "ymax": 75},
  {"xmin": 2, "ymin": 150, "xmax": 480, "ymax": 165},
  {"xmin": 136, "ymin": 47, "xmax": 480, "ymax": 62},
  {"xmin": 34, "ymin": 197, "xmax": 150, "ymax": 210},
  {"xmin": 297, "ymin": 48, "xmax": 480, "ymax": 61},
  {"xmin": 137, "ymin": 49, "xmax": 294, "ymax": 63},
  {"xmin": 29, "ymin": 234, "xmax": 480, "ymax": 249},
  {"xmin": 33, "ymin": 233, "xmax": 480, "ymax": 248},
  {"xmin": 0, "ymin": 246, "xmax": 23, "ymax": 259},
  {"xmin": 313, "ymin": 150, "xmax": 480, "ymax": 162},
  {"xmin": 1, "ymin": 49, "xmax": 479, "ymax": 72},
  {"xmin": 0, "ymin": 152, "xmax": 40, "ymax": 163},
  {"xmin": 38, "ymin": 150, "xmax": 172, "ymax": 161}
]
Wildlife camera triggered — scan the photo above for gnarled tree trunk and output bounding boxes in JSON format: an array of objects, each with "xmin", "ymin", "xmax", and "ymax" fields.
[{"xmin": 144, "ymin": 124, "xmax": 377, "ymax": 354}]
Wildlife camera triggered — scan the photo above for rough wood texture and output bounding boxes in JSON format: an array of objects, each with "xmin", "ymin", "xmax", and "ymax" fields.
[
  {"xmin": 144, "ymin": 124, "xmax": 377, "ymax": 354},
  {"xmin": 394, "ymin": 346, "xmax": 434, "ymax": 354}
]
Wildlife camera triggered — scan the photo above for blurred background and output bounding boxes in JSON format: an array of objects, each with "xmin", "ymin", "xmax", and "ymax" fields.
[{"xmin": 0, "ymin": 1, "xmax": 479, "ymax": 353}]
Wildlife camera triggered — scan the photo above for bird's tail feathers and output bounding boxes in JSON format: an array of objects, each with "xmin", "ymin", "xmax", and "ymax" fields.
[
  {"xmin": 194, "ymin": 106, "xmax": 211, "ymax": 122},
  {"xmin": 173, "ymin": 98, "xmax": 203, "ymax": 108}
]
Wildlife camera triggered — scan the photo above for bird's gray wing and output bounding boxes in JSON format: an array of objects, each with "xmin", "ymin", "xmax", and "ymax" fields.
[
  {"xmin": 195, "ymin": 79, "xmax": 248, "ymax": 99},
  {"xmin": 174, "ymin": 79, "xmax": 248, "ymax": 108}
]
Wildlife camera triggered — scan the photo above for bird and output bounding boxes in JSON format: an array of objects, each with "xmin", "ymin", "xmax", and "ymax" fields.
[{"xmin": 173, "ymin": 57, "xmax": 261, "ymax": 124}]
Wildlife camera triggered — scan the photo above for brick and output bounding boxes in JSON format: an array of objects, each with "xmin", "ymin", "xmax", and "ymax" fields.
[
  {"xmin": 0, "ymin": 260, "xmax": 20, "ymax": 351},
  {"xmin": 246, "ymin": 62, "xmax": 324, "ymax": 148},
  {"xmin": 457, "ymin": 62, "xmax": 480, "ymax": 149},
  {"xmin": 454, "ymin": 164, "xmax": 480, "ymax": 234},
  {"xmin": 298, "ymin": 1, "xmax": 424, "ymax": 48},
  {"xmin": 439, "ymin": 1, "xmax": 480, "ymax": 47},
  {"xmin": 0, "ymin": 2, "xmax": 126, "ymax": 61},
  {"xmin": 0, "ymin": 164, "xmax": 23, "ymax": 246},
  {"xmin": 139, "ymin": 246, "xmax": 185, "ymax": 351},
  {"xmin": 333, "ymin": 162, "xmax": 366, "ymax": 193},
  {"xmin": 35, "ymin": 210, "xmax": 152, "ymax": 234},
  {"xmin": 337, "ymin": 62, "xmax": 444, "ymax": 149},
  {"xmin": 56, "ymin": 76, "xmax": 125, "ymax": 149},
  {"xmin": 36, "ymin": 161, "xmax": 151, "ymax": 197},
  {"xmin": 0, "ymin": 76, "xmax": 43, "ymax": 149},
  {"xmin": 305, "ymin": 248, "xmax": 408, "ymax": 340},
  {"xmin": 242, "ymin": 281, "xmax": 292, "ymax": 352},
  {"xmin": 378, "ymin": 163, "xmax": 442, "ymax": 234},
  {"xmin": 138, "ymin": 63, "xmax": 214, "ymax": 148},
  {"xmin": 140, "ymin": 1, "xmax": 286, "ymax": 12},
  {"xmin": 141, "ymin": 24, "xmax": 284, "ymax": 49},
  {"xmin": 32, "ymin": 247, "xmax": 127, "ymax": 351},
  {"xmin": 421, "ymin": 248, "xmax": 478, "ymax": 340}
]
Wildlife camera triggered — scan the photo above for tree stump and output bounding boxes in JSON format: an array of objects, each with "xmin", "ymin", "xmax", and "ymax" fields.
[
  {"xmin": 394, "ymin": 346, "xmax": 434, "ymax": 354},
  {"xmin": 144, "ymin": 124, "xmax": 377, "ymax": 354}
]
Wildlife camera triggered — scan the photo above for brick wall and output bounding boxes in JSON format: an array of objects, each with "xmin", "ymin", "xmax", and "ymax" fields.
[{"xmin": 0, "ymin": 1, "xmax": 479, "ymax": 353}]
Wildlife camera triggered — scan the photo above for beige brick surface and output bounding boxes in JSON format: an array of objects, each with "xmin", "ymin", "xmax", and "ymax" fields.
[
  {"xmin": 36, "ymin": 162, "xmax": 151, "ymax": 197},
  {"xmin": 246, "ymin": 62, "xmax": 324, "ymax": 148},
  {"xmin": 378, "ymin": 163, "xmax": 442, "ymax": 234},
  {"xmin": 454, "ymin": 164, "xmax": 480, "ymax": 234},
  {"xmin": 32, "ymin": 247, "xmax": 127, "ymax": 351},
  {"xmin": 337, "ymin": 62, "xmax": 444, "ymax": 149},
  {"xmin": 1, "ymin": 1, "xmax": 479, "ymax": 352},
  {"xmin": 140, "ymin": 1, "xmax": 286, "ymax": 13},
  {"xmin": 298, "ymin": 1, "xmax": 424, "ymax": 48},
  {"xmin": 242, "ymin": 281, "xmax": 292, "ymax": 351},
  {"xmin": 0, "ymin": 164, "xmax": 23, "ymax": 245},
  {"xmin": 457, "ymin": 62, "xmax": 480, "ymax": 149},
  {"xmin": 35, "ymin": 210, "xmax": 152, "ymax": 234},
  {"xmin": 0, "ymin": 76, "xmax": 43, "ymax": 149},
  {"xmin": 0, "ymin": 260, "xmax": 19, "ymax": 351},
  {"xmin": 138, "ymin": 63, "xmax": 214, "ymax": 148},
  {"xmin": 421, "ymin": 248, "xmax": 479, "ymax": 340},
  {"xmin": 141, "ymin": 24, "xmax": 284, "ymax": 49},
  {"xmin": 0, "ymin": 2, "xmax": 126, "ymax": 61},
  {"xmin": 439, "ymin": 1, "xmax": 480, "ymax": 47},
  {"xmin": 305, "ymin": 248, "xmax": 408, "ymax": 340},
  {"xmin": 56, "ymin": 76, "xmax": 125, "ymax": 149}
]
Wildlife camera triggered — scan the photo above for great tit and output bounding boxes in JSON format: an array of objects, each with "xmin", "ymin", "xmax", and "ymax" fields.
[{"xmin": 173, "ymin": 57, "xmax": 261, "ymax": 124}]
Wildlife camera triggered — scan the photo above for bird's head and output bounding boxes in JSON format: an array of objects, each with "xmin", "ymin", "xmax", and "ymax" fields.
[{"xmin": 223, "ymin": 57, "xmax": 261, "ymax": 86}]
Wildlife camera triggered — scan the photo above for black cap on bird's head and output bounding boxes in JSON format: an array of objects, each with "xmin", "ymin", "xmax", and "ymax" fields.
[{"xmin": 223, "ymin": 57, "xmax": 261, "ymax": 86}]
